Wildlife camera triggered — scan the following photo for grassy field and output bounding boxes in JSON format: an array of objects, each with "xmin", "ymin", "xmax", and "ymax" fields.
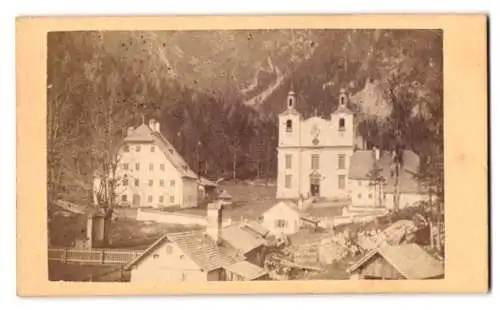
[
  {"xmin": 48, "ymin": 212, "xmax": 201, "ymax": 250},
  {"xmin": 48, "ymin": 261, "xmax": 130, "ymax": 282}
]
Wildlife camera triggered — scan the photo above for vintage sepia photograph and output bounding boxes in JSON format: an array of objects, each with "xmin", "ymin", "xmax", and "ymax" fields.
[
  {"xmin": 43, "ymin": 28, "xmax": 449, "ymax": 285},
  {"xmin": 45, "ymin": 29, "xmax": 445, "ymax": 283}
]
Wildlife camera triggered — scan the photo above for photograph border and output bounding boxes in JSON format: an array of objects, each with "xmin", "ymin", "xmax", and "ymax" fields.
[{"xmin": 16, "ymin": 14, "xmax": 488, "ymax": 296}]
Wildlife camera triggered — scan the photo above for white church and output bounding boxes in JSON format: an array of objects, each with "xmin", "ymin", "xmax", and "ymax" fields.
[
  {"xmin": 276, "ymin": 87, "xmax": 358, "ymax": 200},
  {"xmin": 276, "ymin": 87, "xmax": 427, "ymax": 210}
]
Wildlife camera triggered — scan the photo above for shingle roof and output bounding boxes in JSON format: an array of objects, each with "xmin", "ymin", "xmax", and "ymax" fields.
[
  {"xmin": 224, "ymin": 261, "xmax": 267, "ymax": 280},
  {"xmin": 348, "ymin": 149, "xmax": 423, "ymax": 194},
  {"xmin": 348, "ymin": 243, "xmax": 444, "ymax": 279},
  {"xmin": 221, "ymin": 224, "xmax": 266, "ymax": 254},
  {"xmin": 125, "ymin": 231, "xmax": 242, "ymax": 272},
  {"xmin": 167, "ymin": 231, "xmax": 240, "ymax": 271},
  {"xmin": 241, "ymin": 220, "xmax": 270, "ymax": 238}
]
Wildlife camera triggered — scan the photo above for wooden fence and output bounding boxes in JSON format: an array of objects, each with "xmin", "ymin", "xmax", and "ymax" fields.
[{"xmin": 48, "ymin": 248, "xmax": 143, "ymax": 265}]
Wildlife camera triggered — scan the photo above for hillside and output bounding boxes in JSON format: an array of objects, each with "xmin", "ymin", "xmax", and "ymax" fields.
[{"xmin": 47, "ymin": 29, "xmax": 443, "ymax": 204}]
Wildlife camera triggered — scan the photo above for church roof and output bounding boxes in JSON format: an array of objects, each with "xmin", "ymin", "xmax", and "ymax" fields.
[{"xmin": 280, "ymin": 107, "xmax": 301, "ymax": 117}]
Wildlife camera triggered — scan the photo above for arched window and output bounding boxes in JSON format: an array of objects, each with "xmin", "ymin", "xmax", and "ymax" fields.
[
  {"xmin": 339, "ymin": 118, "xmax": 345, "ymax": 132},
  {"xmin": 286, "ymin": 119, "xmax": 293, "ymax": 132},
  {"xmin": 340, "ymin": 96, "xmax": 345, "ymax": 106},
  {"xmin": 288, "ymin": 98, "xmax": 293, "ymax": 107}
]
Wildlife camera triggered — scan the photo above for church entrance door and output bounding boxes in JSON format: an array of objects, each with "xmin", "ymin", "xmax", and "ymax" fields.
[{"xmin": 310, "ymin": 175, "xmax": 321, "ymax": 197}]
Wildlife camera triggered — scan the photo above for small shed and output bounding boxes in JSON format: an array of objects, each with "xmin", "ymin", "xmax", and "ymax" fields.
[
  {"xmin": 262, "ymin": 201, "xmax": 300, "ymax": 236},
  {"xmin": 198, "ymin": 177, "xmax": 218, "ymax": 201},
  {"xmin": 347, "ymin": 243, "xmax": 444, "ymax": 280}
]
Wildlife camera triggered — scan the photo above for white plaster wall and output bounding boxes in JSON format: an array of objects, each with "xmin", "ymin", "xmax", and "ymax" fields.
[
  {"xmin": 136, "ymin": 209, "xmax": 207, "ymax": 226},
  {"xmin": 262, "ymin": 204, "xmax": 300, "ymax": 236},
  {"xmin": 114, "ymin": 142, "xmax": 184, "ymax": 208},
  {"xmin": 130, "ymin": 242, "xmax": 207, "ymax": 283}
]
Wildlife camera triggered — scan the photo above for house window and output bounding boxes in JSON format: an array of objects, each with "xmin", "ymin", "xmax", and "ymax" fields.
[
  {"xmin": 339, "ymin": 118, "xmax": 345, "ymax": 132},
  {"xmin": 170, "ymin": 195, "xmax": 175, "ymax": 203},
  {"xmin": 134, "ymin": 179, "xmax": 139, "ymax": 187},
  {"xmin": 150, "ymin": 146, "xmax": 155, "ymax": 152},
  {"xmin": 136, "ymin": 145, "xmax": 141, "ymax": 152},
  {"xmin": 160, "ymin": 163, "xmax": 165, "ymax": 171},
  {"xmin": 149, "ymin": 163, "xmax": 154, "ymax": 171},
  {"xmin": 338, "ymin": 175, "xmax": 346, "ymax": 189},
  {"xmin": 122, "ymin": 178, "xmax": 128, "ymax": 186},
  {"xmin": 285, "ymin": 154, "xmax": 292, "ymax": 169},
  {"xmin": 170, "ymin": 180, "xmax": 175, "ymax": 187},
  {"xmin": 160, "ymin": 179, "xmax": 164, "ymax": 187},
  {"xmin": 159, "ymin": 195, "xmax": 164, "ymax": 203},
  {"xmin": 311, "ymin": 154, "xmax": 320, "ymax": 170},
  {"xmin": 153, "ymin": 254, "xmax": 159, "ymax": 259},
  {"xmin": 285, "ymin": 174, "xmax": 292, "ymax": 188},
  {"xmin": 123, "ymin": 145, "xmax": 130, "ymax": 152},
  {"xmin": 122, "ymin": 163, "xmax": 129, "ymax": 170},
  {"xmin": 135, "ymin": 163, "xmax": 140, "ymax": 171},
  {"xmin": 286, "ymin": 119, "xmax": 293, "ymax": 132},
  {"xmin": 121, "ymin": 194, "xmax": 127, "ymax": 202},
  {"xmin": 148, "ymin": 195, "xmax": 153, "ymax": 203},
  {"xmin": 148, "ymin": 180, "xmax": 153, "ymax": 187},
  {"xmin": 338, "ymin": 154, "xmax": 346, "ymax": 169},
  {"xmin": 357, "ymin": 193, "xmax": 362, "ymax": 199},
  {"xmin": 368, "ymin": 193, "xmax": 373, "ymax": 199},
  {"xmin": 275, "ymin": 219, "xmax": 288, "ymax": 228},
  {"xmin": 358, "ymin": 180, "xmax": 362, "ymax": 186}
]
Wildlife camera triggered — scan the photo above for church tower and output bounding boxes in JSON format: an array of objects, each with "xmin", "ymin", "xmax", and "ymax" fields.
[
  {"xmin": 331, "ymin": 88, "xmax": 354, "ymax": 147},
  {"xmin": 278, "ymin": 88, "xmax": 301, "ymax": 147}
]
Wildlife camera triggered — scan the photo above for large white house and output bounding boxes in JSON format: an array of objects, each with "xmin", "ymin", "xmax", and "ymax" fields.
[
  {"xmin": 94, "ymin": 119, "xmax": 199, "ymax": 208},
  {"xmin": 276, "ymin": 88, "xmax": 360, "ymax": 200}
]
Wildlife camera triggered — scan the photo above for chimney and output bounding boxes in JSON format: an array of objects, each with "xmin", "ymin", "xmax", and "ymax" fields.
[
  {"xmin": 127, "ymin": 126, "xmax": 134, "ymax": 136},
  {"xmin": 373, "ymin": 146, "xmax": 380, "ymax": 161},
  {"xmin": 155, "ymin": 121, "xmax": 160, "ymax": 132},
  {"xmin": 148, "ymin": 118, "xmax": 156, "ymax": 132},
  {"xmin": 206, "ymin": 200, "xmax": 223, "ymax": 244}
]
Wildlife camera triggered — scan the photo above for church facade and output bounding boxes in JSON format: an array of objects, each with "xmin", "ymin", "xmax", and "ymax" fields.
[{"xmin": 276, "ymin": 88, "xmax": 357, "ymax": 200}]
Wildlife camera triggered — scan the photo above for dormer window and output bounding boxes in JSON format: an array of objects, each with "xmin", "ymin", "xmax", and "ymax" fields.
[
  {"xmin": 286, "ymin": 119, "xmax": 293, "ymax": 132},
  {"xmin": 339, "ymin": 118, "xmax": 345, "ymax": 132}
]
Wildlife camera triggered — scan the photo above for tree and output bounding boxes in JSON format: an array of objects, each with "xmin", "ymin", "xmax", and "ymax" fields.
[{"xmin": 366, "ymin": 160, "xmax": 385, "ymax": 208}]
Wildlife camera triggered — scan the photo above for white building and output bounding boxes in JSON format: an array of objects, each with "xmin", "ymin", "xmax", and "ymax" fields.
[
  {"xmin": 276, "ymin": 88, "xmax": 358, "ymax": 200},
  {"xmin": 348, "ymin": 148, "xmax": 426, "ymax": 210},
  {"xmin": 125, "ymin": 202, "xmax": 268, "ymax": 282},
  {"xmin": 94, "ymin": 119, "xmax": 199, "ymax": 209},
  {"xmin": 261, "ymin": 201, "xmax": 301, "ymax": 236}
]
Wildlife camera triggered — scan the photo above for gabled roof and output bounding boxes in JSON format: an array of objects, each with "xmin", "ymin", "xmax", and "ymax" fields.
[
  {"xmin": 348, "ymin": 149, "xmax": 423, "ymax": 194},
  {"xmin": 168, "ymin": 231, "xmax": 240, "ymax": 271},
  {"xmin": 241, "ymin": 220, "xmax": 270, "ymax": 238},
  {"xmin": 218, "ymin": 189, "xmax": 233, "ymax": 199},
  {"xmin": 123, "ymin": 124, "xmax": 155, "ymax": 142},
  {"xmin": 225, "ymin": 261, "xmax": 267, "ymax": 280},
  {"xmin": 122, "ymin": 123, "xmax": 198, "ymax": 179},
  {"xmin": 221, "ymin": 224, "xmax": 266, "ymax": 254},
  {"xmin": 262, "ymin": 201, "xmax": 299, "ymax": 217},
  {"xmin": 125, "ymin": 231, "xmax": 241, "ymax": 272},
  {"xmin": 347, "ymin": 243, "xmax": 444, "ymax": 279},
  {"xmin": 198, "ymin": 177, "xmax": 217, "ymax": 187}
]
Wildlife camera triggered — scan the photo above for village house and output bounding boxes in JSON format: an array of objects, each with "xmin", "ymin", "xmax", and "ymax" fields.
[
  {"xmin": 93, "ymin": 119, "xmax": 201, "ymax": 209},
  {"xmin": 347, "ymin": 243, "xmax": 444, "ymax": 280},
  {"xmin": 125, "ymin": 201, "xmax": 269, "ymax": 283},
  {"xmin": 348, "ymin": 148, "xmax": 426, "ymax": 210},
  {"xmin": 276, "ymin": 88, "xmax": 364, "ymax": 200},
  {"xmin": 261, "ymin": 201, "xmax": 301, "ymax": 236}
]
